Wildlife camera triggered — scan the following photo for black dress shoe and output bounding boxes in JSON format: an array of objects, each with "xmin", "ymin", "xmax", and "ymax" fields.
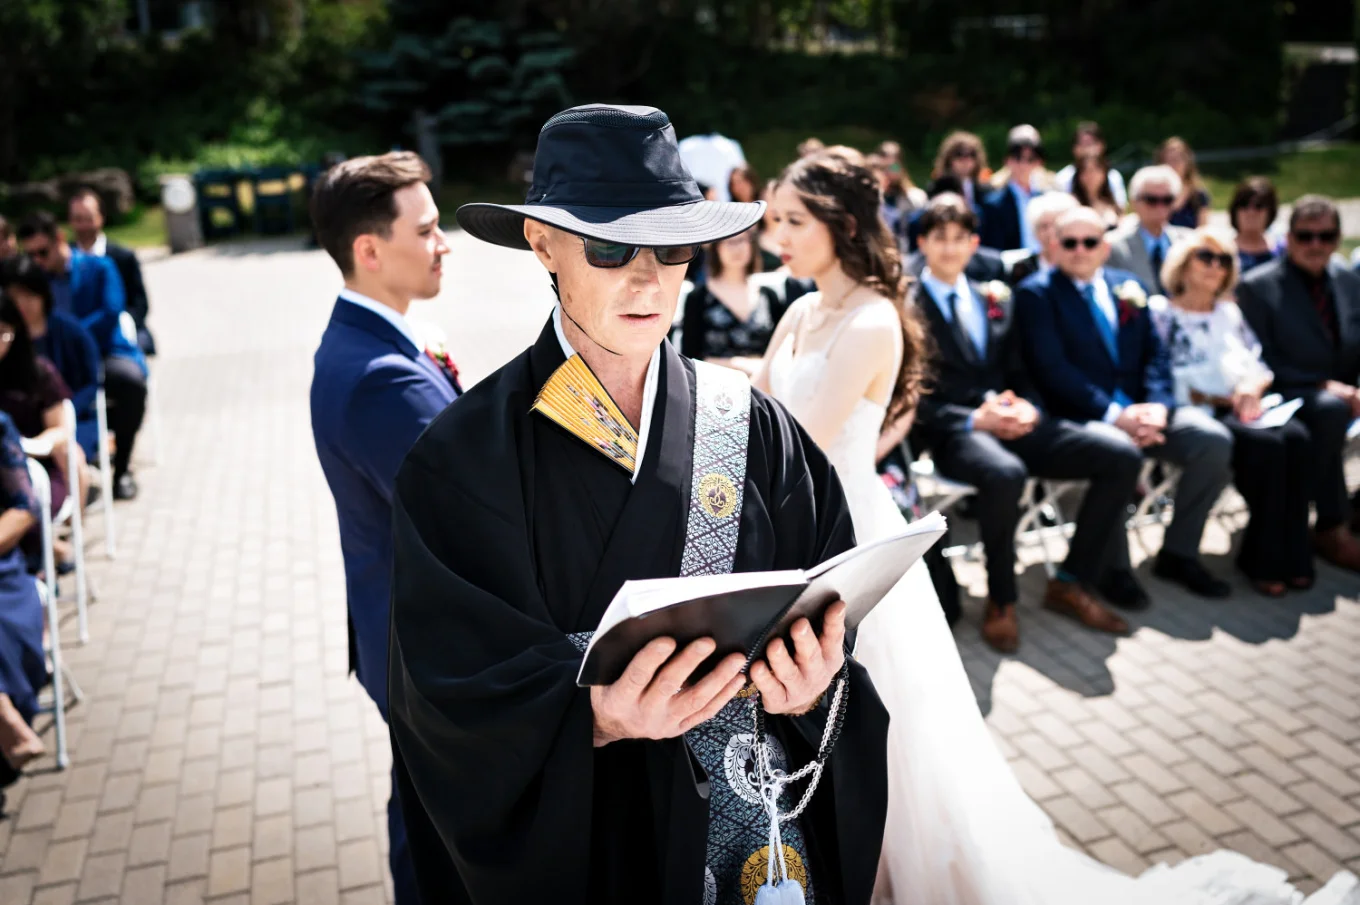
[
  {"xmin": 1096, "ymin": 569, "xmax": 1151, "ymax": 611},
  {"xmin": 114, "ymin": 473, "xmax": 138, "ymax": 501},
  {"xmin": 1153, "ymin": 551, "xmax": 1231, "ymax": 598}
]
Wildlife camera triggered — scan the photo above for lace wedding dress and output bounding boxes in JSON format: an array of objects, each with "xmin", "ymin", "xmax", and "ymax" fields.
[{"xmin": 766, "ymin": 295, "xmax": 1359, "ymax": 905}]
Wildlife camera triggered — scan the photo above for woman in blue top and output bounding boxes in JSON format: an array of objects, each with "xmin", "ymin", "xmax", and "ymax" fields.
[
  {"xmin": 1, "ymin": 256, "xmax": 101, "ymax": 460},
  {"xmin": 0, "ymin": 410, "xmax": 48, "ymax": 780},
  {"xmin": 1228, "ymin": 177, "xmax": 1281, "ymax": 275}
]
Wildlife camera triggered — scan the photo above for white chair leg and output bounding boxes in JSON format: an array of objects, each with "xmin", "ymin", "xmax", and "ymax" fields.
[
  {"xmin": 30, "ymin": 461, "xmax": 70, "ymax": 769},
  {"xmin": 64, "ymin": 402, "xmax": 89, "ymax": 644},
  {"xmin": 96, "ymin": 388, "xmax": 117, "ymax": 559}
]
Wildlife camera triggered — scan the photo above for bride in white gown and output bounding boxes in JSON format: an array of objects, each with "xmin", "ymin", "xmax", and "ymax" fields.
[{"xmin": 750, "ymin": 148, "xmax": 1358, "ymax": 905}]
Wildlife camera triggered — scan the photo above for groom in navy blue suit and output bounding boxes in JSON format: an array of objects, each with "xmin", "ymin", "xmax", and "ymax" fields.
[
  {"xmin": 1017, "ymin": 206, "xmax": 1232, "ymax": 605},
  {"xmin": 309, "ymin": 152, "xmax": 460, "ymax": 904}
]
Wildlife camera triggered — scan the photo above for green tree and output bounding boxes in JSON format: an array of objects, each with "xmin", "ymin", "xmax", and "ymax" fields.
[
  {"xmin": 358, "ymin": 4, "xmax": 574, "ymax": 150},
  {"xmin": 0, "ymin": 0, "xmax": 125, "ymax": 178}
]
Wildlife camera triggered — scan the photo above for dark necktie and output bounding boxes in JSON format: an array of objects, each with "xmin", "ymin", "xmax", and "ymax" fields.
[
  {"xmin": 1305, "ymin": 273, "xmax": 1337, "ymax": 347},
  {"xmin": 946, "ymin": 291, "xmax": 980, "ymax": 362},
  {"xmin": 1149, "ymin": 240, "xmax": 1165, "ymax": 293}
]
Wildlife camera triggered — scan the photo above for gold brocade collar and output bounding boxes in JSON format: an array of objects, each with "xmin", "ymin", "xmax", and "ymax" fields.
[{"xmin": 531, "ymin": 354, "xmax": 640, "ymax": 473}]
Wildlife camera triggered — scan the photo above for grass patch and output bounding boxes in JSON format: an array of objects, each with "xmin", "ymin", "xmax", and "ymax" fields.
[
  {"xmin": 1197, "ymin": 144, "xmax": 1360, "ymax": 208},
  {"xmin": 104, "ymin": 205, "xmax": 167, "ymax": 249}
]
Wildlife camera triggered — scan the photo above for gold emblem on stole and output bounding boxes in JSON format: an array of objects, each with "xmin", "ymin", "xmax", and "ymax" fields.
[
  {"xmin": 530, "ymin": 355, "xmax": 638, "ymax": 473},
  {"xmin": 740, "ymin": 846, "xmax": 808, "ymax": 903},
  {"xmin": 698, "ymin": 472, "xmax": 738, "ymax": 518}
]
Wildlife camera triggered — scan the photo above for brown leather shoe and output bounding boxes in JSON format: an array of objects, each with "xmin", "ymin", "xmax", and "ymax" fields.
[
  {"xmin": 1044, "ymin": 579, "xmax": 1130, "ymax": 634},
  {"xmin": 981, "ymin": 600, "xmax": 1019, "ymax": 653},
  {"xmin": 1314, "ymin": 526, "xmax": 1360, "ymax": 572}
]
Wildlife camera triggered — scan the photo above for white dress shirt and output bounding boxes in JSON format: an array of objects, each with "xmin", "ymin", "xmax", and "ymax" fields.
[
  {"xmin": 921, "ymin": 268, "xmax": 986, "ymax": 356},
  {"xmin": 552, "ymin": 304, "xmax": 660, "ymax": 484},
  {"xmin": 338, "ymin": 287, "xmax": 424, "ymax": 353},
  {"xmin": 78, "ymin": 232, "xmax": 108, "ymax": 257}
]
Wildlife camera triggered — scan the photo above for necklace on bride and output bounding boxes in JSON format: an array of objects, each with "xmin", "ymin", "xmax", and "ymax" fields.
[{"xmin": 805, "ymin": 282, "xmax": 861, "ymax": 332}]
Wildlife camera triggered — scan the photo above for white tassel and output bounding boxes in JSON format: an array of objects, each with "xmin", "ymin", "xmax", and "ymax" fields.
[{"xmin": 776, "ymin": 879, "xmax": 806, "ymax": 905}]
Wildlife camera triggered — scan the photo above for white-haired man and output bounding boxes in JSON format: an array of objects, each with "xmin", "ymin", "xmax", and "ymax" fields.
[
  {"xmin": 1009, "ymin": 190, "xmax": 1080, "ymax": 285},
  {"xmin": 1107, "ymin": 165, "xmax": 1192, "ymax": 293}
]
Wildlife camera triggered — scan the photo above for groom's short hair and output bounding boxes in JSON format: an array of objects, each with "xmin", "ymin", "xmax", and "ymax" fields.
[{"xmin": 310, "ymin": 151, "xmax": 431, "ymax": 276}]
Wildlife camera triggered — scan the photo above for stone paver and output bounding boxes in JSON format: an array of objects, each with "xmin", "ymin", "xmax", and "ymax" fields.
[{"xmin": 0, "ymin": 232, "xmax": 1357, "ymax": 901}]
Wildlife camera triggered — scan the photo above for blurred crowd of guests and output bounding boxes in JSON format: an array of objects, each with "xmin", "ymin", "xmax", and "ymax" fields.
[
  {"xmin": 0, "ymin": 192, "xmax": 157, "ymax": 774},
  {"xmin": 672, "ymin": 121, "xmax": 1360, "ymax": 652}
]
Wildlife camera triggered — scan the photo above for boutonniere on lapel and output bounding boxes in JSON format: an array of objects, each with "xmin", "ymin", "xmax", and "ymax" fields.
[
  {"xmin": 1112, "ymin": 280, "xmax": 1147, "ymax": 326},
  {"xmin": 425, "ymin": 340, "xmax": 460, "ymax": 386},
  {"xmin": 982, "ymin": 281, "xmax": 1010, "ymax": 320}
]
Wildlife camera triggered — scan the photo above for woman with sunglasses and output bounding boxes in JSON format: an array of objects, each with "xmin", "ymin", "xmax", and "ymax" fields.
[
  {"xmin": 1228, "ymin": 176, "xmax": 1281, "ymax": 273},
  {"xmin": 671, "ymin": 227, "xmax": 806, "ymax": 376},
  {"xmin": 1150, "ymin": 228, "xmax": 1312, "ymax": 595},
  {"xmin": 929, "ymin": 131, "xmax": 989, "ymax": 211}
]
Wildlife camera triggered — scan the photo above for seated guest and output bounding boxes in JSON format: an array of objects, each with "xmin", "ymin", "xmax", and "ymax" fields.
[
  {"xmin": 671, "ymin": 227, "xmax": 806, "ymax": 375},
  {"xmin": 67, "ymin": 189, "xmax": 156, "ymax": 355},
  {"xmin": 979, "ymin": 125, "xmax": 1046, "ymax": 252},
  {"xmin": 0, "ymin": 217, "xmax": 16, "ymax": 260},
  {"xmin": 1150, "ymin": 228, "xmax": 1313, "ymax": 594},
  {"xmin": 928, "ymin": 131, "xmax": 989, "ymax": 213},
  {"xmin": 1106, "ymin": 165, "xmax": 1192, "ymax": 294},
  {"xmin": 1157, "ymin": 137, "xmax": 1211, "ymax": 229},
  {"xmin": 1054, "ymin": 121, "xmax": 1129, "ymax": 208},
  {"xmin": 903, "ymin": 190, "xmax": 1006, "ymax": 283},
  {"xmin": 1229, "ymin": 176, "xmax": 1281, "ymax": 274},
  {"xmin": 909, "ymin": 194, "xmax": 1140, "ymax": 650},
  {"xmin": 18, "ymin": 213, "xmax": 146, "ymax": 500},
  {"xmin": 1071, "ymin": 152, "xmax": 1124, "ymax": 230},
  {"xmin": 0, "ymin": 410, "xmax": 47, "ymax": 781},
  {"xmin": 1007, "ymin": 191, "xmax": 1079, "ymax": 286},
  {"xmin": 0, "ymin": 295, "xmax": 90, "ymax": 533},
  {"xmin": 869, "ymin": 147, "xmax": 928, "ymax": 236},
  {"xmin": 1017, "ymin": 207, "xmax": 1233, "ymax": 601},
  {"xmin": 1237, "ymin": 195, "xmax": 1360, "ymax": 571},
  {"xmin": 1, "ymin": 257, "xmax": 101, "ymax": 461}
]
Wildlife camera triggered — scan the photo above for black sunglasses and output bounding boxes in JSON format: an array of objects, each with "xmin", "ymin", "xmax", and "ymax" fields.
[
  {"xmin": 1060, "ymin": 236, "xmax": 1102, "ymax": 251},
  {"xmin": 950, "ymin": 148, "xmax": 978, "ymax": 160},
  {"xmin": 1139, "ymin": 194, "xmax": 1177, "ymax": 207},
  {"xmin": 27, "ymin": 246, "xmax": 51, "ymax": 260},
  {"xmin": 1292, "ymin": 229, "xmax": 1340, "ymax": 245},
  {"xmin": 581, "ymin": 238, "xmax": 699, "ymax": 268},
  {"xmin": 1192, "ymin": 248, "xmax": 1233, "ymax": 268}
]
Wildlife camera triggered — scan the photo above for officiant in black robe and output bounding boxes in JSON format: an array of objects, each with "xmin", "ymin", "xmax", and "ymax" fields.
[{"xmin": 388, "ymin": 105, "xmax": 889, "ymax": 905}]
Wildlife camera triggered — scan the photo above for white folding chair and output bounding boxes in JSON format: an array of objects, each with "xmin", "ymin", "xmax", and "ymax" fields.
[
  {"xmin": 20, "ymin": 401, "xmax": 91, "ymax": 643},
  {"xmin": 120, "ymin": 311, "xmax": 161, "ymax": 466},
  {"xmin": 91, "ymin": 388, "xmax": 117, "ymax": 559},
  {"xmin": 27, "ymin": 458, "xmax": 82, "ymax": 769}
]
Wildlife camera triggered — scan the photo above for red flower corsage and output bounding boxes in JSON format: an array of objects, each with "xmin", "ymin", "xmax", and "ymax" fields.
[
  {"xmin": 426, "ymin": 343, "xmax": 460, "ymax": 386},
  {"xmin": 1112, "ymin": 280, "xmax": 1148, "ymax": 327},
  {"xmin": 982, "ymin": 281, "xmax": 1010, "ymax": 320}
]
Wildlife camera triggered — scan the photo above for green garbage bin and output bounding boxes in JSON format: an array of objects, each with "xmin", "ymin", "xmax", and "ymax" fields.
[{"xmin": 193, "ymin": 169, "xmax": 247, "ymax": 240}]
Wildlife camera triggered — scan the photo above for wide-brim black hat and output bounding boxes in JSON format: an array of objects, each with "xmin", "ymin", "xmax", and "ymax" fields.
[{"xmin": 457, "ymin": 104, "xmax": 764, "ymax": 250}]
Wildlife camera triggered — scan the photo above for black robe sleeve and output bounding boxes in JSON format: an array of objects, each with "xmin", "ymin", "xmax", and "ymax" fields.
[{"xmin": 387, "ymin": 357, "xmax": 600, "ymax": 904}]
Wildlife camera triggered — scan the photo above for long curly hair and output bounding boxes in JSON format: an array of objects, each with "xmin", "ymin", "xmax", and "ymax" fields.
[{"xmin": 776, "ymin": 148, "xmax": 928, "ymax": 423}]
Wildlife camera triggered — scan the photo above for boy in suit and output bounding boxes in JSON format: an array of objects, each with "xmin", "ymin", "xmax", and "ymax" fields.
[
  {"xmin": 1017, "ymin": 207, "xmax": 1233, "ymax": 603},
  {"xmin": 911, "ymin": 194, "xmax": 1140, "ymax": 651},
  {"xmin": 309, "ymin": 151, "xmax": 460, "ymax": 905}
]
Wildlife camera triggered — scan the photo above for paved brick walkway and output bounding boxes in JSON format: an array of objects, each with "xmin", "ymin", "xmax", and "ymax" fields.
[{"xmin": 0, "ymin": 234, "xmax": 1356, "ymax": 903}]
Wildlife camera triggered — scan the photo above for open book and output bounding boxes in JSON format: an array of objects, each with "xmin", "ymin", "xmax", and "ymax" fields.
[{"xmin": 577, "ymin": 511, "xmax": 948, "ymax": 686}]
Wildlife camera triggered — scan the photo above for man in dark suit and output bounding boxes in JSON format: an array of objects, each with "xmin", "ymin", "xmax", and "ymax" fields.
[
  {"xmin": 979, "ymin": 124, "xmax": 1046, "ymax": 252},
  {"xmin": 1017, "ymin": 206, "xmax": 1233, "ymax": 603},
  {"xmin": 68, "ymin": 188, "xmax": 156, "ymax": 355},
  {"xmin": 910, "ymin": 195, "xmax": 1141, "ymax": 651},
  {"xmin": 1237, "ymin": 195, "xmax": 1360, "ymax": 571},
  {"xmin": 19, "ymin": 211, "xmax": 149, "ymax": 499},
  {"xmin": 309, "ymin": 151, "xmax": 461, "ymax": 905}
]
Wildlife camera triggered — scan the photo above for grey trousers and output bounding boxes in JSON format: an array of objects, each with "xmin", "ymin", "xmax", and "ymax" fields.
[{"xmin": 1087, "ymin": 405, "xmax": 1233, "ymax": 568}]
